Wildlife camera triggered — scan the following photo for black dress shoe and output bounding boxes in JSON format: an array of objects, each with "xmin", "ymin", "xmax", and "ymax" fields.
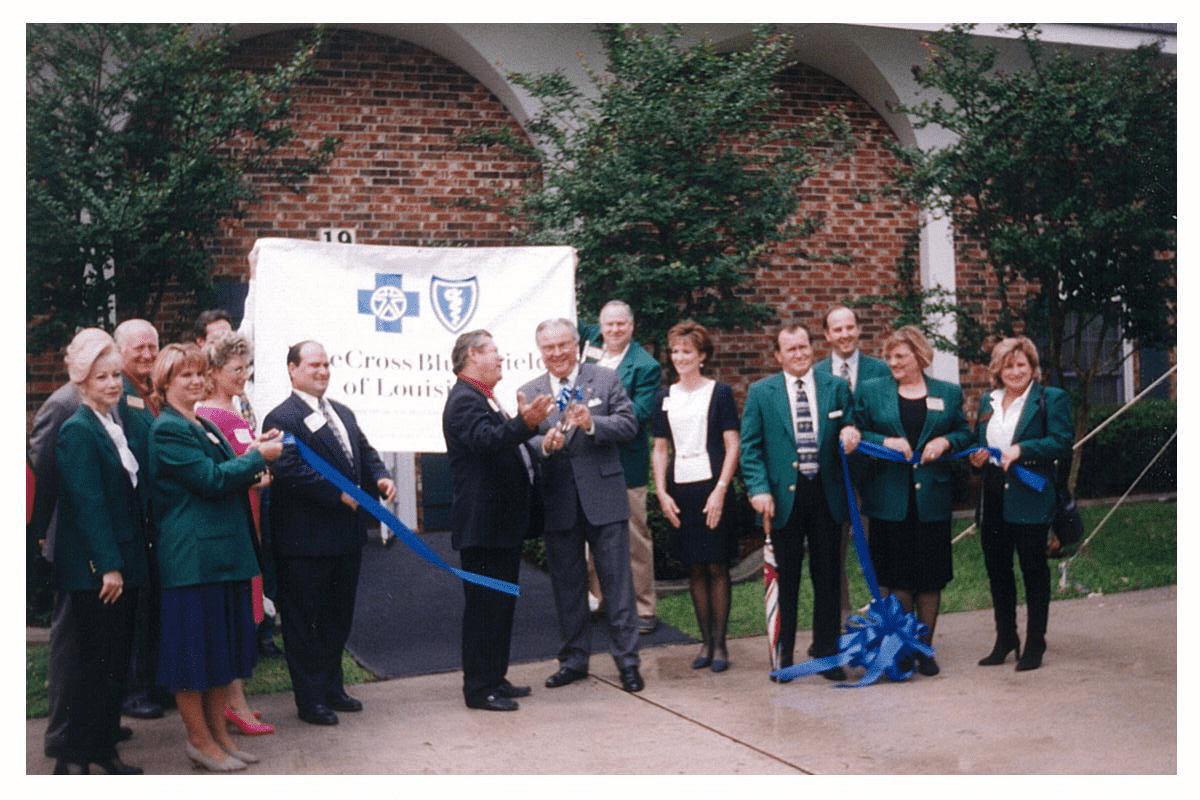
[
  {"xmin": 821, "ymin": 666, "xmax": 848, "ymax": 681},
  {"xmin": 91, "ymin": 757, "xmax": 143, "ymax": 775},
  {"xmin": 121, "ymin": 695, "xmax": 164, "ymax": 720},
  {"xmin": 619, "ymin": 665, "xmax": 644, "ymax": 693},
  {"xmin": 915, "ymin": 654, "xmax": 941, "ymax": 676},
  {"xmin": 495, "ymin": 680, "xmax": 532, "ymax": 698},
  {"xmin": 544, "ymin": 666, "xmax": 587, "ymax": 688},
  {"xmin": 298, "ymin": 704, "xmax": 339, "ymax": 725},
  {"xmin": 325, "ymin": 692, "xmax": 363, "ymax": 712},
  {"xmin": 637, "ymin": 616, "xmax": 659, "ymax": 635},
  {"xmin": 53, "ymin": 760, "xmax": 89, "ymax": 774},
  {"xmin": 466, "ymin": 693, "xmax": 518, "ymax": 711},
  {"xmin": 117, "ymin": 726, "xmax": 133, "ymax": 743}
]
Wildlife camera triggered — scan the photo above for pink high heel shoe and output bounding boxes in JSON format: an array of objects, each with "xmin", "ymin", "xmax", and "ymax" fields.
[{"xmin": 225, "ymin": 706, "xmax": 275, "ymax": 735}]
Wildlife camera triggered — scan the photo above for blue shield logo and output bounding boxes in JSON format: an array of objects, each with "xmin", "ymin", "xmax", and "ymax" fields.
[{"xmin": 430, "ymin": 276, "xmax": 479, "ymax": 334}]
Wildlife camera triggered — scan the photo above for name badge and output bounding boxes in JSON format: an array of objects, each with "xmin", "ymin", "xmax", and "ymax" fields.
[
  {"xmin": 926, "ymin": 396, "xmax": 945, "ymax": 412},
  {"xmin": 304, "ymin": 411, "xmax": 327, "ymax": 433},
  {"xmin": 234, "ymin": 428, "xmax": 254, "ymax": 444},
  {"xmin": 827, "ymin": 409, "xmax": 843, "ymax": 419},
  {"xmin": 583, "ymin": 344, "xmax": 605, "ymax": 363},
  {"xmin": 587, "ymin": 397, "xmax": 602, "ymax": 408},
  {"xmin": 126, "ymin": 395, "xmax": 145, "ymax": 410}
]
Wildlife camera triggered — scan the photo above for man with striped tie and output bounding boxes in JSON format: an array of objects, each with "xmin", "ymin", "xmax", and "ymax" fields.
[{"xmin": 740, "ymin": 322, "xmax": 860, "ymax": 679}]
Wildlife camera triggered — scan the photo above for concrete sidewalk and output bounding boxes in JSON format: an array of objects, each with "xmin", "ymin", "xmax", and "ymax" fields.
[{"xmin": 27, "ymin": 587, "xmax": 1177, "ymax": 775}]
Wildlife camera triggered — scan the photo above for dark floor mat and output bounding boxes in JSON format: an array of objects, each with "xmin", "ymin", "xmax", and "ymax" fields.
[{"xmin": 346, "ymin": 530, "xmax": 694, "ymax": 678}]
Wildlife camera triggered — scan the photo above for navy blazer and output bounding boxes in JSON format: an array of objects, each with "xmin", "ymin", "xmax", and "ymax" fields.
[
  {"xmin": 442, "ymin": 378, "xmax": 538, "ymax": 551},
  {"xmin": 264, "ymin": 393, "xmax": 391, "ymax": 557},
  {"xmin": 519, "ymin": 363, "xmax": 638, "ymax": 531}
]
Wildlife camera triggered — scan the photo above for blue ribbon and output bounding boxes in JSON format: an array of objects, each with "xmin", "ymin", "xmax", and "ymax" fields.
[
  {"xmin": 853, "ymin": 440, "xmax": 1046, "ymax": 493},
  {"xmin": 770, "ymin": 442, "xmax": 932, "ymax": 686},
  {"xmin": 280, "ymin": 433, "xmax": 520, "ymax": 597}
]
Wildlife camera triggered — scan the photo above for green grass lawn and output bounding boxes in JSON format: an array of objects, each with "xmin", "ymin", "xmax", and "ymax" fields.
[
  {"xmin": 26, "ymin": 500, "xmax": 1174, "ymax": 718},
  {"xmin": 656, "ymin": 499, "xmax": 1177, "ymax": 640}
]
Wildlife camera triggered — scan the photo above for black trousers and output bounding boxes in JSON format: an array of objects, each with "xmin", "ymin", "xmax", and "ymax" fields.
[
  {"xmin": 773, "ymin": 473, "xmax": 841, "ymax": 664},
  {"xmin": 275, "ymin": 551, "xmax": 362, "ymax": 710},
  {"xmin": 46, "ymin": 588, "xmax": 138, "ymax": 763},
  {"xmin": 459, "ymin": 546, "xmax": 521, "ymax": 703},
  {"xmin": 980, "ymin": 466, "xmax": 1051, "ymax": 644}
]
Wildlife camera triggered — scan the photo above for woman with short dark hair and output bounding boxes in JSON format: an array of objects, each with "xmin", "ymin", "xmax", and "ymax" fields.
[{"xmin": 652, "ymin": 321, "xmax": 741, "ymax": 672}]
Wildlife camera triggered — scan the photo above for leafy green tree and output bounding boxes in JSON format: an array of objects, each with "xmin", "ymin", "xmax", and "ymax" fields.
[
  {"xmin": 892, "ymin": 24, "xmax": 1176, "ymax": 484},
  {"xmin": 465, "ymin": 23, "xmax": 851, "ymax": 351},
  {"xmin": 27, "ymin": 23, "xmax": 338, "ymax": 352}
]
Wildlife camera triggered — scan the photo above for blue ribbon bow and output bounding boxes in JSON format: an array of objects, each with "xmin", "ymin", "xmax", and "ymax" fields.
[
  {"xmin": 771, "ymin": 442, "xmax": 931, "ymax": 686},
  {"xmin": 280, "ymin": 433, "xmax": 520, "ymax": 597}
]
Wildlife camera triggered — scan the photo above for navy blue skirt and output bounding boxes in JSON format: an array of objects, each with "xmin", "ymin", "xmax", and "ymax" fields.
[{"xmin": 157, "ymin": 580, "xmax": 256, "ymax": 692}]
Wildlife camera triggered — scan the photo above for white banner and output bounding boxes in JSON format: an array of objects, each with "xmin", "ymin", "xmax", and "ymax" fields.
[{"xmin": 246, "ymin": 238, "xmax": 576, "ymax": 452}]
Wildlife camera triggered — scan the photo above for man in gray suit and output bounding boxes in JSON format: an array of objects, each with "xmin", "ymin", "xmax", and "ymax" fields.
[{"xmin": 519, "ymin": 318, "xmax": 644, "ymax": 693}]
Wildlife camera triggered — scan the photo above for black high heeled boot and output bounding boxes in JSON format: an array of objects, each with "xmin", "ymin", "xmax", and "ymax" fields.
[
  {"xmin": 1015, "ymin": 637, "xmax": 1045, "ymax": 671},
  {"xmin": 978, "ymin": 633, "xmax": 1020, "ymax": 666}
]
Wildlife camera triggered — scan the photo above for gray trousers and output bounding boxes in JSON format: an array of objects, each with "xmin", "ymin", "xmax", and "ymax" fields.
[{"xmin": 544, "ymin": 512, "xmax": 639, "ymax": 672}]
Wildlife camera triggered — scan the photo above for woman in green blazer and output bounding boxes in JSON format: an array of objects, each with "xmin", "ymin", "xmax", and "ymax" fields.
[
  {"xmin": 149, "ymin": 344, "xmax": 282, "ymax": 772},
  {"xmin": 968, "ymin": 337, "xmax": 1073, "ymax": 672},
  {"xmin": 853, "ymin": 326, "xmax": 972, "ymax": 676},
  {"xmin": 48, "ymin": 328, "xmax": 149, "ymax": 774}
]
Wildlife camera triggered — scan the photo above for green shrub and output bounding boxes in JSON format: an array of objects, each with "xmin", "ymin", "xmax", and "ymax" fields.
[{"xmin": 1075, "ymin": 398, "xmax": 1176, "ymax": 498}]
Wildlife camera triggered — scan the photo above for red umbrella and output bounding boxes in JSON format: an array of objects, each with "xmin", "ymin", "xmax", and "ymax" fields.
[{"xmin": 763, "ymin": 526, "xmax": 782, "ymax": 673}]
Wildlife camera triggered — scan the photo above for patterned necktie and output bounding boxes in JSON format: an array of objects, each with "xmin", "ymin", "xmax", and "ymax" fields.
[
  {"xmin": 320, "ymin": 399, "xmax": 354, "ymax": 464},
  {"xmin": 840, "ymin": 360, "xmax": 853, "ymax": 392},
  {"xmin": 794, "ymin": 381, "xmax": 819, "ymax": 479}
]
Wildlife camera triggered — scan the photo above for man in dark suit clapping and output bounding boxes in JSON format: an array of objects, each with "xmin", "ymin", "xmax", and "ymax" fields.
[
  {"xmin": 519, "ymin": 319, "xmax": 644, "ymax": 693},
  {"xmin": 264, "ymin": 341, "xmax": 395, "ymax": 726},
  {"xmin": 442, "ymin": 330, "xmax": 555, "ymax": 711}
]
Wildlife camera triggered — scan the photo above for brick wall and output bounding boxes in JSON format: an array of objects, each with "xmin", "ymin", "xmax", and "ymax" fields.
[{"xmin": 27, "ymin": 28, "xmax": 1012, "ymax": 429}]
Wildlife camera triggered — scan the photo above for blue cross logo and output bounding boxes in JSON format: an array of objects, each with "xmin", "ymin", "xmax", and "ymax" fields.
[{"xmin": 357, "ymin": 274, "xmax": 419, "ymax": 333}]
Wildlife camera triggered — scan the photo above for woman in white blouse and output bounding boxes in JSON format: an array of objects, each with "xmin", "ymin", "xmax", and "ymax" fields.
[
  {"xmin": 968, "ymin": 337, "xmax": 1073, "ymax": 671},
  {"xmin": 651, "ymin": 322, "xmax": 741, "ymax": 673}
]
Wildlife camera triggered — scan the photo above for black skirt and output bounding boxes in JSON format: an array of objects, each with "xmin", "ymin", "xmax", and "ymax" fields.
[
  {"xmin": 669, "ymin": 478, "xmax": 737, "ymax": 566},
  {"xmin": 868, "ymin": 486, "xmax": 953, "ymax": 592}
]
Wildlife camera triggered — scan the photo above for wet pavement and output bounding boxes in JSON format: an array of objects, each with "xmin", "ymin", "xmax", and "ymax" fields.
[{"xmin": 26, "ymin": 586, "xmax": 1178, "ymax": 775}]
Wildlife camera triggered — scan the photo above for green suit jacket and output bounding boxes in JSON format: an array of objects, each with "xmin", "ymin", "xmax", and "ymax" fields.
[
  {"xmin": 853, "ymin": 374, "xmax": 972, "ymax": 523},
  {"xmin": 149, "ymin": 405, "xmax": 264, "ymax": 589},
  {"xmin": 974, "ymin": 382, "xmax": 1073, "ymax": 525},
  {"xmin": 53, "ymin": 405, "xmax": 150, "ymax": 592},
  {"xmin": 739, "ymin": 370, "xmax": 856, "ymax": 525},
  {"xmin": 814, "ymin": 352, "xmax": 891, "ymax": 395},
  {"xmin": 581, "ymin": 324, "xmax": 662, "ymax": 488}
]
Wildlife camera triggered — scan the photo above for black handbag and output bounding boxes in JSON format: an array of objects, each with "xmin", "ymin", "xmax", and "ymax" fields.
[{"xmin": 1038, "ymin": 391, "xmax": 1083, "ymax": 558}]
